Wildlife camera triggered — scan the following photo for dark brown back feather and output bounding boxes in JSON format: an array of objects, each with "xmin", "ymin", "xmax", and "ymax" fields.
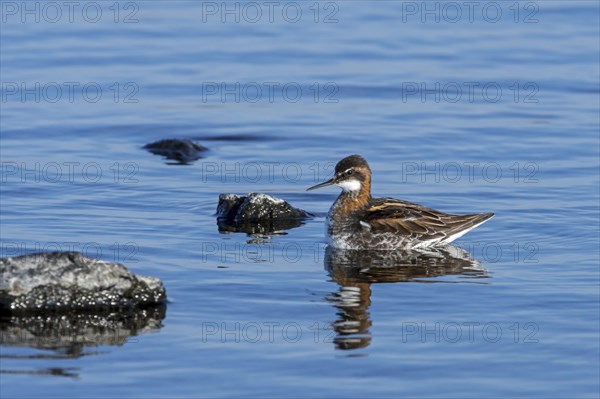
[{"xmin": 363, "ymin": 198, "xmax": 493, "ymax": 242}]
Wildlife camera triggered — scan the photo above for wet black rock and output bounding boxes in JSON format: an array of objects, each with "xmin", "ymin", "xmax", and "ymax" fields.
[
  {"xmin": 143, "ymin": 138, "xmax": 207, "ymax": 164},
  {"xmin": 0, "ymin": 252, "xmax": 166, "ymax": 314},
  {"xmin": 217, "ymin": 193, "xmax": 312, "ymax": 234}
]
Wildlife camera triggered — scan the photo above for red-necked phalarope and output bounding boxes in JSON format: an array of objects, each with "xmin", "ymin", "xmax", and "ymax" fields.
[{"xmin": 307, "ymin": 155, "xmax": 494, "ymax": 250}]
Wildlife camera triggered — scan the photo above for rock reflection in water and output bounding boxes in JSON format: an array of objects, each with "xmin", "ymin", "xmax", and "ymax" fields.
[
  {"xmin": 325, "ymin": 246, "xmax": 489, "ymax": 350},
  {"xmin": 217, "ymin": 217, "xmax": 306, "ymax": 236},
  {"xmin": 0, "ymin": 305, "xmax": 166, "ymax": 378}
]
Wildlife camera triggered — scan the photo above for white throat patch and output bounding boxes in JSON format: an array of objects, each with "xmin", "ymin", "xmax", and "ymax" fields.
[{"xmin": 336, "ymin": 179, "xmax": 361, "ymax": 193}]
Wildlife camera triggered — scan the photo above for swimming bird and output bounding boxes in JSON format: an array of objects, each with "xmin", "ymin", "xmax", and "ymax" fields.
[{"xmin": 307, "ymin": 155, "xmax": 494, "ymax": 250}]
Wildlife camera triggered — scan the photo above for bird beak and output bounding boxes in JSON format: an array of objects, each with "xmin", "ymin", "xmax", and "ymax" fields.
[{"xmin": 306, "ymin": 177, "xmax": 335, "ymax": 191}]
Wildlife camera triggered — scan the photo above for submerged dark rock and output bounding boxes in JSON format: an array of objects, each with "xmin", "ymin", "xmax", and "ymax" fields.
[
  {"xmin": 0, "ymin": 252, "xmax": 166, "ymax": 314},
  {"xmin": 144, "ymin": 138, "xmax": 207, "ymax": 164},
  {"xmin": 217, "ymin": 193, "xmax": 312, "ymax": 234}
]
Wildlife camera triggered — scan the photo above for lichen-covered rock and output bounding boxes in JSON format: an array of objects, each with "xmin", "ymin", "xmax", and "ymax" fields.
[
  {"xmin": 0, "ymin": 252, "xmax": 166, "ymax": 314},
  {"xmin": 144, "ymin": 138, "xmax": 207, "ymax": 164},
  {"xmin": 217, "ymin": 193, "xmax": 312, "ymax": 234}
]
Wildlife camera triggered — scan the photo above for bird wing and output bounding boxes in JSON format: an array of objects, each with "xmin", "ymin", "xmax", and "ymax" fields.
[{"xmin": 362, "ymin": 198, "xmax": 493, "ymax": 243}]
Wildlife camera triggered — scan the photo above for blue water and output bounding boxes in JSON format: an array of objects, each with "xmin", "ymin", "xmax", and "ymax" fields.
[{"xmin": 1, "ymin": 1, "xmax": 599, "ymax": 398}]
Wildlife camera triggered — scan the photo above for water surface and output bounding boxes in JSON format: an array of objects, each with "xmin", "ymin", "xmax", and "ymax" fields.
[{"xmin": 1, "ymin": 1, "xmax": 599, "ymax": 398}]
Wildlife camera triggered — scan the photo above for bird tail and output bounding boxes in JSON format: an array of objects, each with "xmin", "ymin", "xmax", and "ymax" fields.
[{"xmin": 441, "ymin": 212, "xmax": 494, "ymax": 244}]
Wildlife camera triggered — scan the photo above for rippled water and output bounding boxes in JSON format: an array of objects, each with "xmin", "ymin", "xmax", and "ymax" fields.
[{"xmin": 1, "ymin": 1, "xmax": 599, "ymax": 398}]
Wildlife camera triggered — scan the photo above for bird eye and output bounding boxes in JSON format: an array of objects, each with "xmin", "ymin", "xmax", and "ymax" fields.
[{"xmin": 346, "ymin": 169, "xmax": 353, "ymax": 176}]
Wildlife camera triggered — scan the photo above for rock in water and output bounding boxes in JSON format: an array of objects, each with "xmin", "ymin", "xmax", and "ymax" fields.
[
  {"xmin": 217, "ymin": 193, "xmax": 312, "ymax": 234},
  {"xmin": 0, "ymin": 252, "xmax": 166, "ymax": 314},
  {"xmin": 218, "ymin": 193, "xmax": 311, "ymax": 221},
  {"xmin": 143, "ymin": 138, "xmax": 207, "ymax": 164}
]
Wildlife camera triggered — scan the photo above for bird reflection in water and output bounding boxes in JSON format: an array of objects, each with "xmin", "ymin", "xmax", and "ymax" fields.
[{"xmin": 324, "ymin": 245, "xmax": 489, "ymax": 350}]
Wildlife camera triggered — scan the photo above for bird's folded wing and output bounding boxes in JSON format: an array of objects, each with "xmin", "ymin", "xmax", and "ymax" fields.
[{"xmin": 363, "ymin": 198, "xmax": 486, "ymax": 241}]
